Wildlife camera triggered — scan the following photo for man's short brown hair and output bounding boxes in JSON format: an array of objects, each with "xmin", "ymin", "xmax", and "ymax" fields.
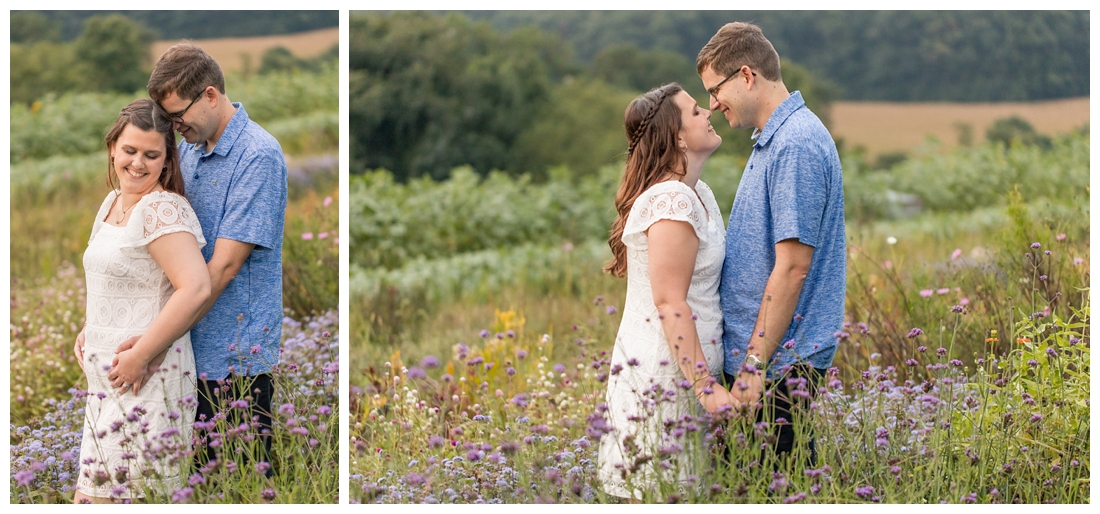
[
  {"xmin": 147, "ymin": 41, "xmax": 226, "ymax": 103},
  {"xmin": 697, "ymin": 22, "xmax": 782, "ymax": 82}
]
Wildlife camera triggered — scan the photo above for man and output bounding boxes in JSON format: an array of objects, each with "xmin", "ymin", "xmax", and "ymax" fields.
[
  {"xmin": 697, "ymin": 22, "xmax": 846, "ymax": 461},
  {"xmin": 144, "ymin": 41, "xmax": 288, "ymax": 471}
]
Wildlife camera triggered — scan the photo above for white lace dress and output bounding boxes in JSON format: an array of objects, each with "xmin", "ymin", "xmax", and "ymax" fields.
[
  {"xmin": 597, "ymin": 180, "xmax": 725, "ymax": 500},
  {"xmin": 76, "ymin": 190, "xmax": 204, "ymax": 499}
]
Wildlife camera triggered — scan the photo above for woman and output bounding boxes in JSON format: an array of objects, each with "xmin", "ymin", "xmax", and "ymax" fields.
[
  {"xmin": 72, "ymin": 99, "xmax": 210, "ymax": 503},
  {"xmin": 597, "ymin": 83, "xmax": 738, "ymax": 500}
]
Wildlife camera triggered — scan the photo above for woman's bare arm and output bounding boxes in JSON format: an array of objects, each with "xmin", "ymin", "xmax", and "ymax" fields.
[
  {"xmin": 108, "ymin": 231, "xmax": 210, "ymax": 395},
  {"xmin": 647, "ymin": 219, "xmax": 738, "ymax": 413}
]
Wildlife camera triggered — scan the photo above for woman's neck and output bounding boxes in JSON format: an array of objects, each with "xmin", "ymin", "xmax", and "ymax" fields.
[
  {"xmin": 119, "ymin": 185, "xmax": 165, "ymax": 204},
  {"xmin": 681, "ymin": 152, "xmax": 708, "ymax": 188}
]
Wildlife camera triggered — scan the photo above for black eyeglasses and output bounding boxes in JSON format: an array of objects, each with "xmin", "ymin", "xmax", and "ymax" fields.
[
  {"xmin": 706, "ymin": 66, "xmax": 757, "ymax": 99},
  {"xmin": 165, "ymin": 87, "xmax": 208, "ymax": 123}
]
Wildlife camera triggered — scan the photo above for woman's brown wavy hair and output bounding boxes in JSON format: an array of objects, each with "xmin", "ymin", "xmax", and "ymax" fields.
[
  {"xmin": 104, "ymin": 98, "xmax": 185, "ymax": 197},
  {"xmin": 604, "ymin": 83, "xmax": 687, "ymax": 278}
]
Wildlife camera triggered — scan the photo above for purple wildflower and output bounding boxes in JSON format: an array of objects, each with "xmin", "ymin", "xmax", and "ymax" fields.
[
  {"xmin": 14, "ymin": 470, "xmax": 34, "ymax": 487},
  {"xmin": 172, "ymin": 487, "xmax": 194, "ymax": 503}
]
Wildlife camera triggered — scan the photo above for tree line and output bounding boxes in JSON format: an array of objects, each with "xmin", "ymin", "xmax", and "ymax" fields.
[
  {"xmin": 350, "ymin": 11, "xmax": 838, "ymax": 182},
  {"xmin": 10, "ymin": 12, "xmax": 338, "ymax": 105},
  {"xmin": 466, "ymin": 11, "xmax": 1089, "ymax": 102},
  {"xmin": 11, "ymin": 10, "xmax": 337, "ymax": 42}
]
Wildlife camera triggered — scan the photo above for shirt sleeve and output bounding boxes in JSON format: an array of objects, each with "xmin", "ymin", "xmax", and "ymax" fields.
[
  {"xmin": 120, "ymin": 192, "xmax": 206, "ymax": 252},
  {"xmin": 216, "ymin": 147, "xmax": 287, "ymax": 250},
  {"xmin": 622, "ymin": 181, "xmax": 709, "ymax": 248},
  {"xmin": 768, "ymin": 143, "xmax": 827, "ymax": 248}
]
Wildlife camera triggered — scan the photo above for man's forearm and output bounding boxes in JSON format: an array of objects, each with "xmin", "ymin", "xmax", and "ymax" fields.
[
  {"xmin": 192, "ymin": 260, "xmax": 235, "ymax": 327},
  {"xmin": 190, "ymin": 238, "xmax": 257, "ymax": 330},
  {"xmin": 747, "ymin": 266, "xmax": 806, "ymax": 366}
]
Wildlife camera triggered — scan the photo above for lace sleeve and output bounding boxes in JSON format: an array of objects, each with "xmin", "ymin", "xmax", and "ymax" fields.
[
  {"xmin": 122, "ymin": 192, "xmax": 206, "ymax": 250},
  {"xmin": 622, "ymin": 181, "xmax": 708, "ymax": 248}
]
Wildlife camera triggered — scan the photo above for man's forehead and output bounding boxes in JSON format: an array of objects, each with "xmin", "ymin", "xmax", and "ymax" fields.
[
  {"xmin": 699, "ymin": 66, "xmax": 721, "ymax": 81},
  {"xmin": 159, "ymin": 91, "xmax": 187, "ymax": 106}
]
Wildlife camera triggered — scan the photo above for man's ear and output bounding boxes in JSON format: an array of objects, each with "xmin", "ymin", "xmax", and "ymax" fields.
[
  {"xmin": 202, "ymin": 86, "xmax": 218, "ymax": 108},
  {"xmin": 743, "ymin": 68, "xmax": 757, "ymax": 90}
]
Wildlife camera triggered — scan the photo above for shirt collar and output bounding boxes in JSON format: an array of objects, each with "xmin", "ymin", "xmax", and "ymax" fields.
[
  {"xmin": 752, "ymin": 91, "xmax": 805, "ymax": 148},
  {"xmin": 192, "ymin": 102, "xmax": 249, "ymax": 157}
]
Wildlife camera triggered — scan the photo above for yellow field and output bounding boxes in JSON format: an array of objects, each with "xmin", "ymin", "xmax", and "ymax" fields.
[
  {"xmin": 830, "ymin": 97, "xmax": 1090, "ymax": 157},
  {"xmin": 150, "ymin": 27, "xmax": 339, "ymax": 73}
]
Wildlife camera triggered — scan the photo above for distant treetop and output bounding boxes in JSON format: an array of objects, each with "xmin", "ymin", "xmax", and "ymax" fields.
[
  {"xmin": 464, "ymin": 10, "xmax": 1089, "ymax": 102},
  {"xmin": 13, "ymin": 10, "xmax": 338, "ymax": 42}
]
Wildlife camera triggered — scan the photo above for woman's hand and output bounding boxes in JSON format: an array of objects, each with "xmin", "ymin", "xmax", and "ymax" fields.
[
  {"xmin": 113, "ymin": 335, "xmax": 170, "ymax": 394},
  {"xmin": 73, "ymin": 326, "xmax": 86, "ymax": 371},
  {"xmin": 697, "ymin": 382, "xmax": 740, "ymax": 415},
  {"xmin": 109, "ymin": 345, "xmax": 152, "ymax": 396},
  {"xmin": 730, "ymin": 369, "xmax": 766, "ymax": 409}
]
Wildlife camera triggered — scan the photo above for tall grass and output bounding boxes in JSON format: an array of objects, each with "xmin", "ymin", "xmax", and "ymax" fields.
[
  {"xmin": 10, "ymin": 299, "xmax": 340, "ymax": 503},
  {"xmin": 350, "ymin": 131, "xmax": 1089, "ymax": 503},
  {"xmin": 351, "ymin": 289, "xmax": 1089, "ymax": 503}
]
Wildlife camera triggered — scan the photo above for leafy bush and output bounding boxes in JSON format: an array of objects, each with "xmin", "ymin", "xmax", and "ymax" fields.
[
  {"xmin": 283, "ymin": 187, "xmax": 339, "ymax": 317},
  {"xmin": 350, "ymin": 166, "xmax": 615, "ymax": 271},
  {"xmin": 231, "ymin": 63, "xmax": 338, "ymax": 123},
  {"xmin": 844, "ymin": 131, "xmax": 1088, "ymax": 219},
  {"xmin": 10, "ymin": 66, "xmax": 338, "ymax": 164}
]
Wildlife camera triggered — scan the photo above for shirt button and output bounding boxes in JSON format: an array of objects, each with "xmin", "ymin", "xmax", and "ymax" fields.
[{"xmin": 193, "ymin": 174, "xmax": 199, "ymax": 179}]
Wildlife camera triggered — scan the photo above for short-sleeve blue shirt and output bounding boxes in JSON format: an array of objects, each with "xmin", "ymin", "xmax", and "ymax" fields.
[
  {"xmin": 720, "ymin": 91, "xmax": 846, "ymax": 379},
  {"xmin": 181, "ymin": 103, "xmax": 287, "ymax": 380}
]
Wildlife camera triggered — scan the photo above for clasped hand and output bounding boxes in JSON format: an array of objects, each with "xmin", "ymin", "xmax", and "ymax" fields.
[
  {"xmin": 729, "ymin": 371, "xmax": 765, "ymax": 408},
  {"xmin": 96, "ymin": 334, "xmax": 169, "ymax": 396},
  {"xmin": 696, "ymin": 381, "xmax": 742, "ymax": 415}
]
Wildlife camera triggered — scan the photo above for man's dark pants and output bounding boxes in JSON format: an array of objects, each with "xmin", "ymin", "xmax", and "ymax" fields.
[
  {"xmin": 195, "ymin": 373, "xmax": 275, "ymax": 477},
  {"xmin": 722, "ymin": 365, "xmax": 826, "ymax": 466}
]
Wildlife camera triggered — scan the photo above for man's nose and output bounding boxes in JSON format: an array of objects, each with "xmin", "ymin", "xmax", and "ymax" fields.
[{"xmin": 708, "ymin": 95, "xmax": 720, "ymax": 111}]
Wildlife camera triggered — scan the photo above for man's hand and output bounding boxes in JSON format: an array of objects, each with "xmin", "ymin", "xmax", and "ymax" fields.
[
  {"xmin": 74, "ymin": 327, "xmax": 86, "ymax": 371},
  {"xmin": 730, "ymin": 370, "xmax": 766, "ymax": 409},
  {"xmin": 110, "ymin": 335, "xmax": 170, "ymax": 395}
]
